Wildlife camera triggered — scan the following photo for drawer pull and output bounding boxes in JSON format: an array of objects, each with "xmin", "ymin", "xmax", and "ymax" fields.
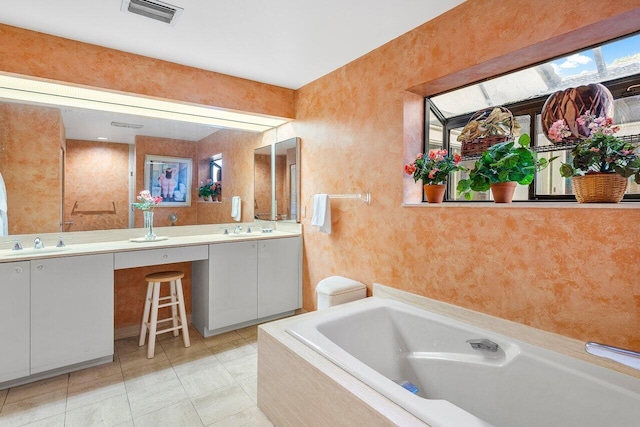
[
  {"xmin": 162, "ymin": 254, "xmax": 169, "ymax": 259},
  {"xmin": 36, "ymin": 265, "xmax": 44, "ymax": 270},
  {"xmin": 14, "ymin": 267, "xmax": 23, "ymax": 274}
]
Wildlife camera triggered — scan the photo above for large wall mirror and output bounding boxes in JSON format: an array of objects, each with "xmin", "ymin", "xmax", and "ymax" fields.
[
  {"xmin": 0, "ymin": 73, "xmax": 289, "ymax": 236},
  {"xmin": 253, "ymin": 137, "xmax": 300, "ymax": 222}
]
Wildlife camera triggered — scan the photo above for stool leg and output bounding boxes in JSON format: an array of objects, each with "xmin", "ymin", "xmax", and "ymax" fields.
[
  {"xmin": 139, "ymin": 282, "xmax": 154, "ymax": 347},
  {"xmin": 170, "ymin": 280, "xmax": 179, "ymax": 337},
  {"xmin": 147, "ymin": 282, "xmax": 161, "ymax": 358},
  {"xmin": 175, "ymin": 278, "xmax": 190, "ymax": 348}
]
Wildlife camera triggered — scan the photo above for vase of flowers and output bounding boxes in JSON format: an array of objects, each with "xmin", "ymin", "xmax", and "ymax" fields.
[
  {"xmin": 557, "ymin": 112, "xmax": 640, "ymax": 203},
  {"xmin": 404, "ymin": 149, "xmax": 465, "ymax": 203},
  {"xmin": 133, "ymin": 190, "xmax": 162, "ymax": 240}
]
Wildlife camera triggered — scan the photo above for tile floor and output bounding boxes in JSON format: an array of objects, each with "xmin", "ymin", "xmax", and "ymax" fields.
[{"xmin": 0, "ymin": 325, "xmax": 273, "ymax": 427}]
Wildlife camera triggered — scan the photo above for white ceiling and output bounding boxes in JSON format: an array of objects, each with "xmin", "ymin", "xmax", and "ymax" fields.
[{"xmin": 0, "ymin": 0, "xmax": 465, "ymax": 89}]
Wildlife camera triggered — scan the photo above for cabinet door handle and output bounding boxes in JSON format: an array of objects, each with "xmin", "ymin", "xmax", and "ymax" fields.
[
  {"xmin": 260, "ymin": 243, "xmax": 266, "ymax": 248},
  {"xmin": 251, "ymin": 244, "xmax": 256, "ymax": 248},
  {"xmin": 14, "ymin": 267, "xmax": 23, "ymax": 274},
  {"xmin": 36, "ymin": 264, "xmax": 44, "ymax": 270},
  {"xmin": 162, "ymin": 254, "xmax": 169, "ymax": 259}
]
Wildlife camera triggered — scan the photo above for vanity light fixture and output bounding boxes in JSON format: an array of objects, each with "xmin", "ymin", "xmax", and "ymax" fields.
[
  {"xmin": 121, "ymin": 0, "xmax": 184, "ymax": 26},
  {"xmin": 0, "ymin": 72, "xmax": 289, "ymax": 132}
]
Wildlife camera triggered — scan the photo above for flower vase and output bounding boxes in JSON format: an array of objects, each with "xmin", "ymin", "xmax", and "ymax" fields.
[
  {"xmin": 423, "ymin": 184, "xmax": 446, "ymax": 203},
  {"xmin": 143, "ymin": 210, "xmax": 157, "ymax": 240}
]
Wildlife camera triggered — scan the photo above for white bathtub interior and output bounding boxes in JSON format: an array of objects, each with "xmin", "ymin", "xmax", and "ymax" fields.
[{"xmin": 286, "ymin": 297, "xmax": 640, "ymax": 427}]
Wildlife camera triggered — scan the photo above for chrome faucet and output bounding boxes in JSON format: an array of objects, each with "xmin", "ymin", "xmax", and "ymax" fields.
[
  {"xmin": 33, "ymin": 237, "xmax": 44, "ymax": 249},
  {"xmin": 234, "ymin": 225, "xmax": 242, "ymax": 234},
  {"xmin": 467, "ymin": 338, "xmax": 499, "ymax": 353}
]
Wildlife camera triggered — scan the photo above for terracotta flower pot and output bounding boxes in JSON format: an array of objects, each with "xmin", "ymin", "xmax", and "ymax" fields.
[
  {"xmin": 572, "ymin": 173, "xmax": 628, "ymax": 203},
  {"xmin": 423, "ymin": 184, "xmax": 446, "ymax": 203},
  {"xmin": 490, "ymin": 182, "xmax": 517, "ymax": 203}
]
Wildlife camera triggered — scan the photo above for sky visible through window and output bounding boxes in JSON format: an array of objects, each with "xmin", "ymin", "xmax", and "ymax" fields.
[{"xmin": 432, "ymin": 33, "xmax": 640, "ymax": 118}]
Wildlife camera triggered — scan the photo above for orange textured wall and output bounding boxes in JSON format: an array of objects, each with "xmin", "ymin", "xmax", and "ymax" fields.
[
  {"xmin": 64, "ymin": 140, "xmax": 130, "ymax": 232},
  {"xmin": 0, "ymin": 103, "xmax": 62, "ymax": 234},
  {"xmin": 0, "ymin": 24, "xmax": 294, "ymax": 119},
  {"xmin": 196, "ymin": 129, "xmax": 263, "ymax": 224},
  {"xmin": 134, "ymin": 136, "xmax": 198, "ymax": 228},
  {"xmin": 293, "ymin": 0, "xmax": 640, "ymax": 350}
]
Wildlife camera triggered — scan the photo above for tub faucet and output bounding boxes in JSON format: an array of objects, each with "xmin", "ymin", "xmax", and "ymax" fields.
[
  {"xmin": 33, "ymin": 237, "xmax": 44, "ymax": 249},
  {"xmin": 585, "ymin": 342, "xmax": 640, "ymax": 371},
  {"xmin": 467, "ymin": 338, "xmax": 499, "ymax": 353}
]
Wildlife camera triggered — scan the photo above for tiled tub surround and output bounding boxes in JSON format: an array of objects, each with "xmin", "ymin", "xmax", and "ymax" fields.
[
  {"xmin": 0, "ymin": 224, "xmax": 301, "ymax": 390},
  {"xmin": 258, "ymin": 284, "xmax": 640, "ymax": 427},
  {"xmin": 0, "ymin": 325, "xmax": 273, "ymax": 427}
]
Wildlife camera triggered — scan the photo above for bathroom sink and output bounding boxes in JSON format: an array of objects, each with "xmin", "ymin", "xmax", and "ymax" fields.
[{"xmin": 2, "ymin": 247, "xmax": 71, "ymax": 257}]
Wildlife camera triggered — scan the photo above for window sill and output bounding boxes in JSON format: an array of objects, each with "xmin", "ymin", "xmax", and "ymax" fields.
[{"xmin": 402, "ymin": 201, "xmax": 640, "ymax": 209}]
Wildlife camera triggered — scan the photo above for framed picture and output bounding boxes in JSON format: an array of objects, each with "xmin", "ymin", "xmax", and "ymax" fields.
[{"xmin": 144, "ymin": 155, "xmax": 192, "ymax": 207}]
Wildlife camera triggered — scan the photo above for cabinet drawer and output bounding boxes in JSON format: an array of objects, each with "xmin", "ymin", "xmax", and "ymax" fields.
[{"xmin": 114, "ymin": 245, "xmax": 208, "ymax": 269}]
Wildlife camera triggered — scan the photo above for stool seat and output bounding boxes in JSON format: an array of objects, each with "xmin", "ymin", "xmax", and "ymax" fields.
[
  {"xmin": 139, "ymin": 270, "xmax": 190, "ymax": 358},
  {"xmin": 144, "ymin": 271, "xmax": 185, "ymax": 282}
]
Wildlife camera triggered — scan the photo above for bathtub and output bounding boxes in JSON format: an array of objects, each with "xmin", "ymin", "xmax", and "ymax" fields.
[{"xmin": 286, "ymin": 297, "xmax": 640, "ymax": 427}]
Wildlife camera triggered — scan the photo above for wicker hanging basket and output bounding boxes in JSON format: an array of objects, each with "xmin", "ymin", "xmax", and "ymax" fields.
[
  {"xmin": 572, "ymin": 173, "xmax": 628, "ymax": 203},
  {"xmin": 459, "ymin": 107, "xmax": 516, "ymax": 156}
]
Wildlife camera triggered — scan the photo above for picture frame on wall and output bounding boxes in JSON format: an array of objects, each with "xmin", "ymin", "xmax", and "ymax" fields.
[{"xmin": 144, "ymin": 155, "xmax": 192, "ymax": 207}]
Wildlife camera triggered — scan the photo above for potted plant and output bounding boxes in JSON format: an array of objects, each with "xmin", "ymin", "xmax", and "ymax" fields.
[
  {"xmin": 198, "ymin": 180, "xmax": 215, "ymax": 201},
  {"xmin": 556, "ymin": 112, "xmax": 640, "ymax": 202},
  {"xmin": 457, "ymin": 134, "xmax": 556, "ymax": 203},
  {"xmin": 404, "ymin": 149, "xmax": 466, "ymax": 203}
]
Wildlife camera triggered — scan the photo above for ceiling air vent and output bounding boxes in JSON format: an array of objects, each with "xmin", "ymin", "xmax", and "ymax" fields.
[
  {"xmin": 121, "ymin": 0, "xmax": 183, "ymax": 26},
  {"xmin": 111, "ymin": 121, "xmax": 144, "ymax": 129}
]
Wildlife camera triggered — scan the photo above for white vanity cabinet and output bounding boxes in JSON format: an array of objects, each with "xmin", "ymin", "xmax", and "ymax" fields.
[
  {"xmin": 30, "ymin": 253, "xmax": 114, "ymax": 374},
  {"xmin": 208, "ymin": 241, "xmax": 259, "ymax": 329},
  {"xmin": 192, "ymin": 236, "xmax": 301, "ymax": 337},
  {"xmin": 257, "ymin": 237, "xmax": 301, "ymax": 318},
  {"xmin": 0, "ymin": 261, "xmax": 31, "ymax": 383}
]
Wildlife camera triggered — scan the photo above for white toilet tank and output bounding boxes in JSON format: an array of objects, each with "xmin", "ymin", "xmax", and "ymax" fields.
[{"xmin": 316, "ymin": 276, "xmax": 366, "ymax": 310}]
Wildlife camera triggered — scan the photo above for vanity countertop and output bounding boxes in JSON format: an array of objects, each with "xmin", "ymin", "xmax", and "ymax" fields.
[{"xmin": 0, "ymin": 224, "xmax": 301, "ymax": 263}]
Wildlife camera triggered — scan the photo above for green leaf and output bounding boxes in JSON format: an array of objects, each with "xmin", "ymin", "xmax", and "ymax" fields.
[
  {"xmin": 517, "ymin": 133, "xmax": 531, "ymax": 147},
  {"xmin": 559, "ymin": 163, "xmax": 575, "ymax": 178}
]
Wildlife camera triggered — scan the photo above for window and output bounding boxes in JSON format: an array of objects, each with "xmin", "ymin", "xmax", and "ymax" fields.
[{"xmin": 426, "ymin": 33, "xmax": 640, "ymax": 202}]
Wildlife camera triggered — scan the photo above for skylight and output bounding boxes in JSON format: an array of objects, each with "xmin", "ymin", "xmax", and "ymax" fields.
[{"xmin": 431, "ymin": 33, "xmax": 640, "ymax": 119}]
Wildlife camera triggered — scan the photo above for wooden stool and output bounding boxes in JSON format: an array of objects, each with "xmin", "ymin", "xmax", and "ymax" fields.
[{"xmin": 139, "ymin": 271, "xmax": 190, "ymax": 358}]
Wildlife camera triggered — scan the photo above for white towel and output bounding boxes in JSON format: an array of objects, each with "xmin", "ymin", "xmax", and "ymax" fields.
[
  {"xmin": 0, "ymin": 171, "xmax": 7, "ymax": 236},
  {"xmin": 231, "ymin": 196, "xmax": 241, "ymax": 222},
  {"xmin": 311, "ymin": 194, "xmax": 331, "ymax": 234}
]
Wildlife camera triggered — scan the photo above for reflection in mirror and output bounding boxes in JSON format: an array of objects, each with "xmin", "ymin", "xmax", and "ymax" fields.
[
  {"xmin": 0, "ymin": 73, "xmax": 290, "ymax": 237},
  {"xmin": 254, "ymin": 145, "xmax": 273, "ymax": 220},
  {"xmin": 0, "ymin": 76, "xmax": 288, "ymax": 237},
  {"xmin": 274, "ymin": 137, "xmax": 300, "ymax": 222},
  {"xmin": 198, "ymin": 154, "xmax": 222, "ymax": 202}
]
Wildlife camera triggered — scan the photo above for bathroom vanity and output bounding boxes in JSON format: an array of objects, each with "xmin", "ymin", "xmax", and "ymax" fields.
[{"xmin": 0, "ymin": 224, "xmax": 302, "ymax": 388}]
